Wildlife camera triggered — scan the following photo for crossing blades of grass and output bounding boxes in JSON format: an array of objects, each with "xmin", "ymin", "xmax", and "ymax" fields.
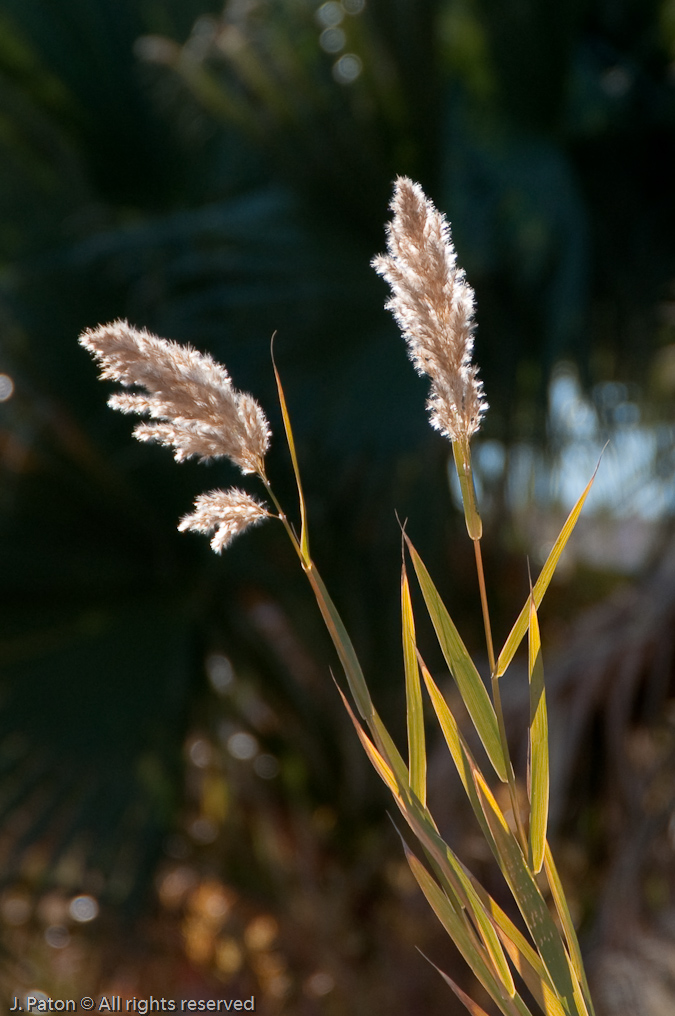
[
  {"xmin": 389, "ymin": 785, "xmax": 518, "ymax": 1003},
  {"xmin": 416, "ymin": 655, "xmax": 568, "ymax": 1014},
  {"xmin": 406, "ymin": 854, "xmax": 529, "ymax": 1016},
  {"xmin": 468, "ymin": 878, "xmax": 567, "ymax": 1016},
  {"xmin": 338, "ymin": 678, "xmax": 518, "ymax": 1006},
  {"xmin": 418, "ymin": 653, "xmax": 496, "ymax": 848},
  {"xmin": 472, "ymin": 770, "xmax": 576, "ymax": 1015},
  {"xmin": 404, "ymin": 534, "xmax": 508, "ymax": 783},
  {"xmin": 544, "ymin": 843, "xmax": 596, "ymax": 1016}
]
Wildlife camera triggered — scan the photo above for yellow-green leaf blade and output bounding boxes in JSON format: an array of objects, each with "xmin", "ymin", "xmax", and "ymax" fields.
[
  {"xmin": 496, "ymin": 464, "xmax": 601, "ymax": 678},
  {"xmin": 271, "ymin": 341, "xmax": 310, "ymax": 564},
  {"xmin": 472, "ymin": 772, "xmax": 576, "ymax": 1015},
  {"xmin": 306, "ymin": 563, "xmax": 409, "ymax": 787},
  {"xmin": 405, "ymin": 535, "xmax": 508, "ymax": 783},
  {"xmin": 528, "ymin": 598, "xmax": 549, "ymax": 874},
  {"xmin": 371, "ymin": 707, "xmax": 410, "ymax": 791},
  {"xmin": 305, "ymin": 561, "xmax": 373, "ymax": 721},
  {"xmin": 395, "ymin": 788, "xmax": 516, "ymax": 1002},
  {"xmin": 336, "ymin": 637, "xmax": 519, "ymax": 1010},
  {"xmin": 420, "ymin": 658, "xmax": 499, "ymax": 851},
  {"xmin": 406, "ymin": 851, "xmax": 525, "ymax": 1016},
  {"xmin": 335, "ymin": 684, "xmax": 401, "ymax": 798},
  {"xmin": 544, "ymin": 843, "xmax": 596, "ymax": 1016},
  {"xmin": 402, "ymin": 563, "xmax": 426, "ymax": 804},
  {"xmin": 471, "ymin": 883, "xmax": 567, "ymax": 1016},
  {"xmin": 417, "ymin": 657, "xmax": 568, "ymax": 1013}
]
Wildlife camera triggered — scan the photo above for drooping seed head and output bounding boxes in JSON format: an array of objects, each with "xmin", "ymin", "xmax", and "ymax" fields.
[{"xmin": 79, "ymin": 320, "xmax": 270, "ymax": 474}]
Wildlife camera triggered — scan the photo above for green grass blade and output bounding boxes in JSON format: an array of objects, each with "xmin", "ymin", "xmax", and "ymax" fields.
[
  {"xmin": 341, "ymin": 681, "xmax": 522, "ymax": 1010},
  {"xmin": 306, "ymin": 562, "xmax": 409, "ymax": 786},
  {"xmin": 327, "ymin": 563, "xmax": 583, "ymax": 1016},
  {"xmin": 468, "ymin": 878, "xmax": 566, "ymax": 1016},
  {"xmin": 496, "ymin": 464, "xmax": 601, "ymax": 678},
  {"xmin": 401, "ymin": 562, "xmax": 426, "ymax": 805},
  {"xmin": 271, "ymin": 338, "xmax": 310, "ymax": 564},
  {"xmin": 332, "ymin": 670, "xmax": 409, "ymax": 799},
  {"xmin": 413, "ymin": 655, "xmax": 573, "ymax": 1014},
  {"xmin": 394, "ymin": 791, "xmax": 517, "ymax": 1001},
  {"xmin": 421, "ymin": 657, "xmax": 471, "ymax": 796},
  {"xmin": 418, "ymin": 661, "xmax": 571, "ymax": 1012},
  {"xmin": 405, "ymin": 535, "xmax": 508, "ymax": 783},
  {"xmin": 370, "ymin": 707, "xmax": 410, "ymax": 791},
  {"xmin": 406, "ymin": 853, "xmax": 527, "ymax": 1016},
  {"xmin": 544, "ymin": 843, "xmax": 596, "ymax": 1016},
  {"xmin": 419, "ymin": 656, "xmax": 498, "ymax": 847},
  {"xmin": 528, "ymin": 598, "xmax": 549, "ymax": 874},
  {"xmin": 345, "ymin": 660, "xmax": 515, "ymax": 1003},
  {"xmin": 305, "ymin": 561, "xmax": 372, "ymax": 721},
  {"xmin": 571, "ymin": 971, "xmax": 591, "ymax": 1016},
  {"xmin": 472, "ymin": 771, "xmax": 576, "ymax": 1015}
]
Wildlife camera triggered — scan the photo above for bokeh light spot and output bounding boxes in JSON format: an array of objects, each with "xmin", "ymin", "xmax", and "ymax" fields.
[
  {"xmin": 332, "ymin": 53, "xmax": 362, "ymax": 83},
  {"xmin": 206, "ymin": 653, "xmax": 234, "ymax": 694},
  {"xmin": 316, "ymin": 2, "xmax": 344, "ymax": 27},
  {"xmin": 215, "ymin": 937, "xmax": 243, "ymax": 975},
  {"xmin": 188, "ymin": 737, "xmax": 212, "ymax": 768},
  {"xmin": 245, "ymin": 914, "xmax": 278, "ymax": 951},
  {"xmin": 69, "ymin": 894, "xmax": 99, "ymax": 922},
  {"xmin": 227, "ymin": 731, "xmax": 258, "ymax": 760},
  {"xmin": 0, "ymin": 375, "xmax": 14, "ymax": 401},
  {"xmin": 157, "ymin": 866, "xmax": 197, "ymax": 908},
  {"xmin": 320, "ymin": 27, "xmax": 346, "ymax": 53}
]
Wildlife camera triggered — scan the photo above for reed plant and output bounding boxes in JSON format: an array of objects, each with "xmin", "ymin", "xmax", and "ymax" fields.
[{"xmin": 80, "ymin": 178, "xmax": 598, "ymax": 1016}]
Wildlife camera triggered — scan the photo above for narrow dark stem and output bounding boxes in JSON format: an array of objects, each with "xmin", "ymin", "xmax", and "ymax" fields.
[
  {"xmin": 474, "ymin": 539, "xmax": 528, "ymax": 853},
  {"xmin": 260, "ymin": 472, "xmax": 303, "ymax": 562}
]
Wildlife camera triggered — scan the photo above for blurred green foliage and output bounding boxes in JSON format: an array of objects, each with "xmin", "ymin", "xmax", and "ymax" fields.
[{"xmin": 0, "ymin": 0, "xmax": 673, "ymax": 926}]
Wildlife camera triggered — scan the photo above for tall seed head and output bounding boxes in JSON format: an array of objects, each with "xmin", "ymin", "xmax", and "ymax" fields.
[{"xmin": 372, "ymin": 177, "xmax": 487, "ymax": 443}]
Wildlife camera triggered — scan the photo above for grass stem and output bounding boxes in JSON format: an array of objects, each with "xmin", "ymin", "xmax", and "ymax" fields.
[
  {"xmin": 474, "ymin": 539, "xmax": 528, "ymax": 853},
  {"xmin": 473, "ymin": 539, "xmax": 495, "ymax": 676}
]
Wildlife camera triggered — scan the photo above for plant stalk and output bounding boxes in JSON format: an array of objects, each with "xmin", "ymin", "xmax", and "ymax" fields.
[{"xmin": 473, "ymin": 538, "xmax": 528, "ymax": 854}]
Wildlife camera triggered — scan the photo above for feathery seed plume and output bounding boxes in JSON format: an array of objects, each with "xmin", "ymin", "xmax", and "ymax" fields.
[
  {"xmin": 372, "ymin": 177, "xmax": 487, "ymax": 442},
  {"xmin": 179, "ymin": 488, "xmax": 270, "ymax": 553},
  {"xmin": 79, "ymin": 320, "xmax": 270, "ymax": 474}
]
